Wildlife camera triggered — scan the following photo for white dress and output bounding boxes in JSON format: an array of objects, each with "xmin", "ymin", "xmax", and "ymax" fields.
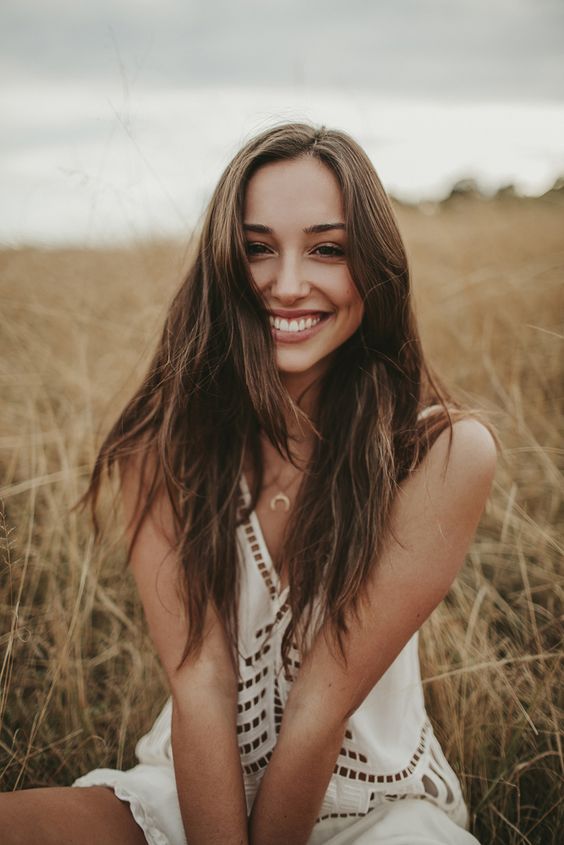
[{"xmin": 73, "ymin": 421, "xmax": 480, "ymax": 844}]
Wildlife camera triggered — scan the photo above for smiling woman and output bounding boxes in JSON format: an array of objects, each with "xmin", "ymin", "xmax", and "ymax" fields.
[
  {"xmin": 243, "ymin": 156, "xmax": 364, "ymax": 385},
  {"xmin": 0, "ymin": 123, "xmax": 496, "ymax": 845}
]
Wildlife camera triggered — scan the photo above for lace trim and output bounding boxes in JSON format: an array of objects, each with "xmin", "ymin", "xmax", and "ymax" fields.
[
  {"xmin": 236, "ymin": 622, "xmax": 273, "ymax": 772},
  {"xmin": 72, "ymin": 777, "xmax": 170, "ymax": 845},
  {"xmin": 317, "ymin": 806, "xmax": 375, "ymax": 822},
  {"xmin": 238, "ymin": 484, "xmax": 290, "ymax": 613},
  {"xmin": 239, "ymin": 730, "xmax": 268, "ymax": 755},
  {"xmin": 237, "ymin": 687, "xmax": 266, "ymax": 714},
  {"xmin": 243, "ymin": 520, "xmax": 278, "ymax": 600},
  {"xmin": 274, "ymin": 675, "xmax": 283, "ymax": 734},
  {"xmin": 237, "ymin": 665, "xmax": 268, "ymax": 691},
  {"xmin": 236, "ymin": 710, "xmax": 266, "ymax": 735},
  {"xmin": 333, "ymin": 718, "xmax": 432, "ymax": 785},
  {"xmin": 243, "ymin": 750, "xmax": 273, "ymax": 775},
  {"xmin": 316, "ymin": 723, "xmax": 466, "ymax": 823}
]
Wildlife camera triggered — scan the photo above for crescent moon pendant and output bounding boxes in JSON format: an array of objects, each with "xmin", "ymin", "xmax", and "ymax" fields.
[{"xmin": 270, "ymin": 493, "xmax": 290, "ymax": 512}]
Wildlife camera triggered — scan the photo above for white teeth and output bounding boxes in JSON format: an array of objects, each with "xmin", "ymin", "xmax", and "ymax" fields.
[{"xmin": 269, "ymin": 314, "xmax": 323, "ymax": 332}]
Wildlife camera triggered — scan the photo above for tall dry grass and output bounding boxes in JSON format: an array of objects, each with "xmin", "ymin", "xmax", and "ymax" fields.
[{"xmin": 0, "ymin": 195, "xmax": 562, "ymax": 843}]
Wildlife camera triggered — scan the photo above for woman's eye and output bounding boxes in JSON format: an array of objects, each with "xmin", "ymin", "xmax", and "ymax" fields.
[
  {"xmin": 245, "ymin": 242, "xmax": 271, "ymax": 256},
  {"xmin": 313, "ymin": 244, "xmax": 345, "ymax": 258}
]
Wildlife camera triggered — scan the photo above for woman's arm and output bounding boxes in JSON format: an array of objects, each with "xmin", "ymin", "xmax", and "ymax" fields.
[
  {"xmin": 249, "ymin": 419, "xmax": 497, "ymax": 845},
  {"xmin": 169, "ymin": 608, "xmax": 248, "ymax": 845},
  {"xmin": 121, "ymin": 454, "xmax": 248, "ymax": 845}
]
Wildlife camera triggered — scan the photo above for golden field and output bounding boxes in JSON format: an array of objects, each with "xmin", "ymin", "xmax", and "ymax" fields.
[{"xmin": 0, "ymin": 193, "xmax": 562, "ymax": 843}]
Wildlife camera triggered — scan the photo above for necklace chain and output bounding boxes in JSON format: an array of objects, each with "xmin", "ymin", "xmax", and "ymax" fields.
[{"xmin": 266, "ymin": 469, "xmax": 301, "ymax": 512}]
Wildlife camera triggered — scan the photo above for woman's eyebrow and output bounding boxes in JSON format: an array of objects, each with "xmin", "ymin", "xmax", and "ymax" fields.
[
  {"xmin": 304, "ymin": 223, "xmax": 346, "ymax": 234},
  {"xmin": 243, "ymin": 223, "xmax": 273, "ymax": 233},
  {"xmin": 243, "ymin": 222, "xmax": 346, "ymax": 234}
]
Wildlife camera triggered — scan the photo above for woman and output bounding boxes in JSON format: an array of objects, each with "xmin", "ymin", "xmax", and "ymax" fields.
[{"xmin": 0, "ymin": 123, "xmax": 496, "ymax": 844}]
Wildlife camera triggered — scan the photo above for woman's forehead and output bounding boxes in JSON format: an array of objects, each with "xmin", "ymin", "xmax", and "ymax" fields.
[{"xmin": 243, "ymin": 157, "xmax": 344, "ymax": 225}]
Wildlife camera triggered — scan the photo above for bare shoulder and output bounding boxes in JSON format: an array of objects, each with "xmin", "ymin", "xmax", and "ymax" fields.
[
  {"xmin": 432, "ymin": 416, "xmax": 496, "ymax": 480},
  {"xmin": 379, "ymin": 417, "xmax": 498, "ymax": 597},
  {"xmin": 410, "ymin": 416, "xmax": 497, "ymax": 515}
]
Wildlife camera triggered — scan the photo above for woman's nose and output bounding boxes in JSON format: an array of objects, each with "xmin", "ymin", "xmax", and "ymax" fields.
[{"xmin": 271, "ymin": 256, "xmax": 309, "ymax": 300}]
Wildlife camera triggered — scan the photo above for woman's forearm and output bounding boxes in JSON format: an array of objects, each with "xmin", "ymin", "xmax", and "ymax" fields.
[
  {"xmin": 172, "ymin": 689, "xmax": 249, "ymax": 845},
  {"xmin": 249, "ymin": 708, "xmax": 345, "ymax": 845}
]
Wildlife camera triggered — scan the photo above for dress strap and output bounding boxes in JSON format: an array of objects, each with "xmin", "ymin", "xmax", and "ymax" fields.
[{"xmin": 417, "ymin": 404, "xmax": 444, "ymax": 421}]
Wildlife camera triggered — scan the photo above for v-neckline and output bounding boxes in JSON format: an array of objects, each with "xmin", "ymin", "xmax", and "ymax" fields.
[
  {"xmin": 239, "ymin": 472, "xmax": 290, "ymax": 601},
  {"xmin": 238, "ymin": 407, "xmax": 439, "ymax": 607}
]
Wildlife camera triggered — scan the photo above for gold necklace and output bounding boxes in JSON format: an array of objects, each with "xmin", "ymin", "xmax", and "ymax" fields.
[{"xmin": 268, "ymin": 470, "xmax": 301, "ymax": 512}]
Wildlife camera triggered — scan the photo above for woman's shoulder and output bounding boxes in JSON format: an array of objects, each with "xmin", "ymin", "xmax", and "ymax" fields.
[
  {"xmin": 417, "ymin": 412, "xmax": 498, "ymax": 504},
  {"xmin": 422, "ymin": 399, "xmax": 495, "ymax": 442}
]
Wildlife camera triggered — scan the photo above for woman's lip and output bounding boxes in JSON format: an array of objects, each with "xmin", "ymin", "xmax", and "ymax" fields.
[
  {"xmin": 271, "ymin": 313, "xmax": 333, "ymax": 343},
  {"xmin": 268, "ymin": 310, "xmax": 329, "ymax": 318}
]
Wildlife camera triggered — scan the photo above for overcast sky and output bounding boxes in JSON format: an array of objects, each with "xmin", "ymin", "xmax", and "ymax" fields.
[
  {"xmin": 3, "ymin": 0, "xmax": 563, "ymax": 98},
  {"xmin": 2, "ymin": 0, "xmax": 563, "ymax": 245}
]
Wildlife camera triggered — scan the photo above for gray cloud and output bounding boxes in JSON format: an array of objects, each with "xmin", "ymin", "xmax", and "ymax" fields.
[{"xmin": 1, "ymin": 0, "xmax": 563, "ymax": 100}]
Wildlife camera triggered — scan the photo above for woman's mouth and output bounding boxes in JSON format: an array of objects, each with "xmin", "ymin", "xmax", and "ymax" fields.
[{"xmin": 268, "ymin": 312, "xmax": 332, "ymax": 343}]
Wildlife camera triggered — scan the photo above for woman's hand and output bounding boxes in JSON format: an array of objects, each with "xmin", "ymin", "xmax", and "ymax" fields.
[{"xmin": 248, "ymin": 418, "xmax": 496, "ymax": 845}]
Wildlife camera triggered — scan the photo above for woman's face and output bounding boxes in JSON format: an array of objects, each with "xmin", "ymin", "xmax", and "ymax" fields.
[{"xmin": 243, "ymin": 156, "xmax": 364, "ymax": 386}]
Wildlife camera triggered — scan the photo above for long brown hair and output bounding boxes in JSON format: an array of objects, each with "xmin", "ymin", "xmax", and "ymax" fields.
[{"xmin": 81, "ymin": 122, "xmax": 460, "ymax": 671}]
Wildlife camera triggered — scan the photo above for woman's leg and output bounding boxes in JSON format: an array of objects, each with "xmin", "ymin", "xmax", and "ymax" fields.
[{"xmin": 0, "ymin": 785, "xmax": 148, "ymax": 845}]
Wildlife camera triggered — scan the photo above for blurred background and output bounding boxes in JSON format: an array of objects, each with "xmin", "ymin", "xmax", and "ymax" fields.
[
  {"xmin": 1, "ymin": 0, "xmax": 563, "ymax": 245},
  {"xmin": 1, "ymin": 3, "xmax": 563, "ymax": 844}
]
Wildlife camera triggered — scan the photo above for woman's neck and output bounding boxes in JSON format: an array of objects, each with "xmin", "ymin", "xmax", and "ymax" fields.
[
  {"xmin": 244, "ymin": 368, "xmax": 324, "ymax": 486},
  {"xmin": 279, "ymin": 364, "xmax": 326, "ymax": 422}
]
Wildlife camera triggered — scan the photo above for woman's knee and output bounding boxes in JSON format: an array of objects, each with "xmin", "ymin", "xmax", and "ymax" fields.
[{"xmin": 0, "ymin": 786, "xmax": 147, "ymax": 845}]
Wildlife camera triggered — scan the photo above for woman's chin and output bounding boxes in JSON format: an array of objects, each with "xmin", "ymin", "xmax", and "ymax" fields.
[{"xmin": 276, "ymin": 355, "xmax": 332, "ymax": 384}]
